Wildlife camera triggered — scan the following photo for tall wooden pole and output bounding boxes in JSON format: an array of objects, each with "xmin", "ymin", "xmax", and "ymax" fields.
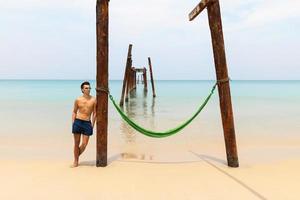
[
  {"xmin": 131, "ymin": 67, "xmax": 136, "ymax": 90},
  {"xmin": 134, "ymin": 70, "xmax": 137, "ymax": 89},
  {"xmin": 148, "ymin": 57, "xmax": 156, "ymax": 97},
  {"xmin": 128, "ymin": 68, "xmax": 132, "ymax": 92},
  {"xmin": 143, "ymin": 68, "xmax": 148, "ymax": 91},
  {"xmin": 125, "ymin": 59, "xmax": 132, "ymax": 102},
  {"xmin": 120, "ymin": 44, "xmax": 132, "ymax": 107},
  {"xmin": 96, "ymin": 0, "xmax": 109, "ymax": 167},
  {"xmin": 207, "ymin": 0, "xmax": 239, "ymax": 167}
]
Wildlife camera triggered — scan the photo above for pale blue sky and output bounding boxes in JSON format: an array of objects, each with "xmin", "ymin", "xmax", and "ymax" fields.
[{"xmin": 0, "ymin": 0, "xmax": 299, "ymax": 80}]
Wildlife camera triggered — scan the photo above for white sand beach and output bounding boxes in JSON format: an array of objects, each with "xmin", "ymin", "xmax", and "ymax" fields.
[
  {"xmin": 1, "ymin": 128, "xmax": 299, "ymax": 200},
  {"xmin": 0, "ymin": 158, "xmax": 299, "ymax": 200}
]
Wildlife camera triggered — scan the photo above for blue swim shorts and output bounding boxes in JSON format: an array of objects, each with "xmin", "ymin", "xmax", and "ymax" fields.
[{"xmin": 72, "ymin": 118, "xmax": 93, "ymax": 136}]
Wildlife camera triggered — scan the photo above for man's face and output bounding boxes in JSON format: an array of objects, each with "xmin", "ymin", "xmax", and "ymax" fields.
[{"xmin": 82, "ymin": 84, "xmax": 91, "ymax": 95}]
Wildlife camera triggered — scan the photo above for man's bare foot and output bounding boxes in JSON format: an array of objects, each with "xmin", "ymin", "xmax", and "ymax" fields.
[{"xmin": 70, "ymin": 162, "xmax": 79, "ymax": 168}]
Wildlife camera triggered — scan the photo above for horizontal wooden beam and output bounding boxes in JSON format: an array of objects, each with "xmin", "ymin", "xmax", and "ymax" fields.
[
  {"xmin": 134, "ymin": 68, "xmax": 145, "ymax": 72},
  {"xmin": 189, "ymin": 0, "xmax": 214, "ymax": 21}
]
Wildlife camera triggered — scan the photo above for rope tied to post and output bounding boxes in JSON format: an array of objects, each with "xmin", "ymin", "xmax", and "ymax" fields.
[
  {"xmin": 96, "ymin": 86, "xmax": 110, "ymax": 95},
  {"xmin": 216, "ymin": 77, "xmax": 230, "ymax": 85}
]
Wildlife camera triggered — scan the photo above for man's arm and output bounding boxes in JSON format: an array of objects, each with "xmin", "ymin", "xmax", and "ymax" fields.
[
  {"xmin": 72, "ymin": 99, "xmax": 78, "ymax": 123},
  {"xmin": 92, "ymin": 99, "xmax": 97, "ymax": 128}
]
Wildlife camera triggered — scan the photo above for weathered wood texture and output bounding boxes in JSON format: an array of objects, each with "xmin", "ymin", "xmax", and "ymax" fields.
[
  {"xmin": 189, "ymin": 0, "xmax": 213, "ymax": 21},
  {"xmin": 120, "ymin": 44, "xmax": 132, "ymax": 106},
  {"xmin": 207, "ymin": 0, "xmax": 239, "ymax": 167},
  {"xmin": 143, "ymin": 68, "xmax": 148, "ymax": 91},
  {"xmin": 148, "ymin": 57, "xmax": 156, "ymax": 97},
  {"xmin": 134, "ymin": 69, "xmax": 137, "ymax": 89},
  {"xmin": 125, "ymin": 58, "xmax": 132, "ymax": 102},
  {"xmin": 96, "ymin": 0, "xmax": 109, "ymax": 167},
  {"xmin": 128, "ymin": 68, "xmax": 133, "ymax": 92}
]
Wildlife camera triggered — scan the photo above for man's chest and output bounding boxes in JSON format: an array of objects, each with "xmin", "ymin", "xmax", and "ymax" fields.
[{"xmin": 78, "ymin": 100, "xmax": 94, "ymax": 109}]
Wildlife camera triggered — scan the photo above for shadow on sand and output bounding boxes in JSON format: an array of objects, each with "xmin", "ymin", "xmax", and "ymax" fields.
[
  {"xmin": 79, "ymin": 151, "xmax": 266, "ymax": 199},
  {"xmin": 190, "ymin": 151, "xmax": 267, "ymax": 200}
]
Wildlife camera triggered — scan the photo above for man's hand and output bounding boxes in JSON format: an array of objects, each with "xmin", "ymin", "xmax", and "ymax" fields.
[
  {"xmin": 72, "ymin": 99, "xmax": 78, "ymax": 124},
  {"xmin": 91, "ymin": 99, "xmax": 96, "ymax": 129}
]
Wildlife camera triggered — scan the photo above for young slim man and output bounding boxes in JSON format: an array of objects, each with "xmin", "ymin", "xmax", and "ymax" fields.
[{"xmin": 71, "ymin": 81, "xmax": 96, "ymax": 167}]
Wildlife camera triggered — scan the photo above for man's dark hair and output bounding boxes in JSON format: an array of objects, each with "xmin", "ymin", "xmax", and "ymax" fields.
[{"xmin": 81, "ymin": 81, "xmax": 90, "ymax": 90}]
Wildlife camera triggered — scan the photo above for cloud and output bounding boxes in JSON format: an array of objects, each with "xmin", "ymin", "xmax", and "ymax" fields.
[
  {"xmin": 0, "ymin": 0, "xmax": 94, "ymax": 9},
  {"xmin": 0, "ymin": 0, "xmax": 299, "ymax": 79},
  {"xmin": 222, "ymin": 0, "xmax": 300, "ymax": 31},
  {"xmin": 243, "ymin": 0, "xmax": 300, "ymax": 27}
]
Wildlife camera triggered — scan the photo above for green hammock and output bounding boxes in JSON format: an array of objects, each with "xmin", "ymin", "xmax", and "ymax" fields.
[{"xmin": 109, "ymin": 82, "xmax": 217, "ymax": 138}]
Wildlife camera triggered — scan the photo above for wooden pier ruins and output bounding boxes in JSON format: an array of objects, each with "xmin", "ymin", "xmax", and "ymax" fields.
[{"xmin": 119, "ymin": 44, "xmax": 156, "ymax": 107}]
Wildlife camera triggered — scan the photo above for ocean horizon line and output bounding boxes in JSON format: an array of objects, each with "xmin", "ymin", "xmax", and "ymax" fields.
[{"xmin": 0, "ymin": 79, "xmax": 299, "ymax": 81}]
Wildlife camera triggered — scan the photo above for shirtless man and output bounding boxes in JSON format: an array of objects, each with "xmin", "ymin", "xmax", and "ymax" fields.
[{"xmin": 71, "ymin": 81, "xmax": 96, "ymax": 167}]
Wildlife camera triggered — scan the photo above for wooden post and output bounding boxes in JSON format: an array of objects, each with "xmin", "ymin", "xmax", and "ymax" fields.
[
  {"xmin": 130, "ymin": 69, "xmax": 134, "ymax": 91},
  {"xmin": 134, "ymin": 70, "xmax": 137, "ymax": 89},
  {"xmin": 207, "ymin": 0, "xmax": 238, "ymax": 167},
  {"xmin": 189, "ymin": 0, "xmax": 239, "ymax": 167},
  {"xmin": 148, "ymin": 57, "xmax": 156, "ymax": 97},
  {"xmin": 125, "ymin": 56, "xmax": 132, "ymax": 102},
  {"xmin": 143, "ymin": 67, "xmax": 148, "ymax": 91},
  {"xmin": 120, "ymin": 44, "xmax": 133, "ymax": 107},
  {"xmin": 132, "ymin": 67, "xmax": 136, "ymax": 90},
  {"xmin": 96, "ymin": 0, "xmax": 109, "ymax": 167},
  {"xmin": 125, "ymin": 71, "xmax": 129, "ymax": 102},
  {"xmin": 132, "ymin": 69, "xmax": 135, "ymax": 89},
  {"xmin": 128, "ymin": 68, "xmax": 132, "ymax": 92}
]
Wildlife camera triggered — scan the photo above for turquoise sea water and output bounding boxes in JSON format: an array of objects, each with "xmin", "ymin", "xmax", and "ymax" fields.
[
  {"xmin": 0, "ymin": 80, "xmax": 299, "ymax": 162},
  {"xmin": 1, "ymin": 80, "xmax": 300, "ymax": 101},
  {"xmin": 0, "ymin": 80, "xmax": 299, "ymax": 138}
]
